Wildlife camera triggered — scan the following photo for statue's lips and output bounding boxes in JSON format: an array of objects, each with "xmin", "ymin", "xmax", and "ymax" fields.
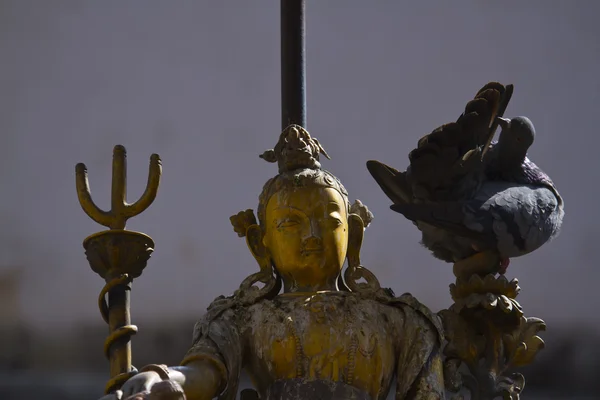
[{"xmin": 301, "ymin": 247, "xmax": 324, "ymax": 256}]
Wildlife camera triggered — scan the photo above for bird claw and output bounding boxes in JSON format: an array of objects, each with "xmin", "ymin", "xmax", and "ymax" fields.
[{"xmin": 498, "ymin": 258, "xmax": 510, "ymax": 275}]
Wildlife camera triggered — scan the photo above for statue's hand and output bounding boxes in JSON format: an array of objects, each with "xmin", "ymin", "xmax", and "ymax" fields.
[
  {"xmin": 118, "ymin": 371, "xmax": 162, "ymax": 398},
  {"xmin": 97, "ymin": 390, "xmax": 124, "ymax": 400}
]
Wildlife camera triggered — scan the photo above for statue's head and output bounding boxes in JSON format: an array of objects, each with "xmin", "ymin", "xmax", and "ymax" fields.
[
  {"xmin": 259, "ymin": 165, "xmax": 350, "ymax": 292},
  {"xmin": 231, "ymin": 125, "xmax": 373, "ymax": 293}
]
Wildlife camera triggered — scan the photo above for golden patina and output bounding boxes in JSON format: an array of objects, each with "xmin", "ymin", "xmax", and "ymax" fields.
[{"xmin": 262, "ymin": 186, "xmax": 348, "ymax": 292}]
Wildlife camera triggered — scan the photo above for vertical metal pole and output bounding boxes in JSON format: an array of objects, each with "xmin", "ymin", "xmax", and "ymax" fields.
[{"xmin": 281, "ymin": 0, "xmax": 306, "ymax": 130}]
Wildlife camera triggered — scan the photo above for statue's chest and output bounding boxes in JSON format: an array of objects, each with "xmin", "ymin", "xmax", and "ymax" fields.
[{"xmin": 244, "ymin": 293, "xmax": 399, "ymax": 399}]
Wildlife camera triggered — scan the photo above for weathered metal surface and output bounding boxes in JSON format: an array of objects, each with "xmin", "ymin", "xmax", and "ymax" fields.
[{"xmin": 265, "ymin": 379, "xmax": 372, "ymax": 400}]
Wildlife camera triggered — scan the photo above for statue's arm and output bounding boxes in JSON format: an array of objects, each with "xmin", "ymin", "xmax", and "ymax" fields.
[
  {"xmin": 167, "ymin": 359, "xmax": 226, "ymax": 400},
  {"xmin": 171, "ymin": 324, "xmax": 236, "ymax": 400},
  {"xmin": 104, "ymin": 355, "xmax": 227, "ymax": 400},
  {"xmin": 175, "ymin": 310, "xmax": 244, "ymax": 400},
  {"xmin": 126, "ymin": 336, "xmax": 229, "ymax": 400},
  {"xmin": 100, "ymin": 310, "xmax": 240, "ymax": 400}
]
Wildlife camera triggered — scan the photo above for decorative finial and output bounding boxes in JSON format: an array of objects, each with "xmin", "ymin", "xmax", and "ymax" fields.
[
  {"xmin": 259, "ymin": 124, "xmax": 330, "ymax": 173},
  {"xmin": 76, "ymin": 145, "xmax": 162, "ymax": 230}
]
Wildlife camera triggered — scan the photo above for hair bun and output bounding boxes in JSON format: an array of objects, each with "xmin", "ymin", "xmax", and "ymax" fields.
[{"xmin": 259, "ymin": 125, "xmax": 330, "ymax": 173}]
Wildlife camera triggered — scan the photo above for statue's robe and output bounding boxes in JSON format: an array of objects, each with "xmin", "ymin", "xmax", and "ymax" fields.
[{"xmin": 181, "ymin": 291, "xmax": 445, "ymax": 400}]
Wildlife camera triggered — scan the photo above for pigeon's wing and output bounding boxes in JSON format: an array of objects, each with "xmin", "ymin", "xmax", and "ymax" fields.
[
  {"xmin": 388, "ymin": 180, "xmax": 509, "ymax": 242},
  {"xmin": 366, "ymin": 160, "xmax": 412, "ymax": 205},
  {"xmin": 389, "ymin": 182, "xmax": 561, "ymax": 256},
  {"xmin": 390, "ymin": 201, "xmax": 495, "ymax": 244},
  {"xmin": 406, "ymin": 82, "xmax": 513, "ymax": 202}
]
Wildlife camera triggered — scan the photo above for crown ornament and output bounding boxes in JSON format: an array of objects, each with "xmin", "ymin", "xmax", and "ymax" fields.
[{"xmin": 259, "ymin": 124, "xmax": 330, "ymax": 173}]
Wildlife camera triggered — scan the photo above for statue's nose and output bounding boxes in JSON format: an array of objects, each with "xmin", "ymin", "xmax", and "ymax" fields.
[
  {"xmin": 302, "ymin": 236, "xmax": 323, "ymax": 251},
  {"xmin": 309, "ymin": 218, "xmax": 322, "ymax": 239}
]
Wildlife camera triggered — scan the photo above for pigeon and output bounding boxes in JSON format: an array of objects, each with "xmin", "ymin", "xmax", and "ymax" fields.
[
  {"xmin": 369, "ymin": 83, "xmax": 513, "ymax": 207},
  {"xmin": 367, "ymin": 82, "xmax": 511, "ymax": 263},
  {"xmin": 367, "ymin": 84, "xmax": 564, "ymax": 276}
]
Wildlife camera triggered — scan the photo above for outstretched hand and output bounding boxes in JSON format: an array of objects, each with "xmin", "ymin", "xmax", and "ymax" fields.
[
  {"xmin": 97, "ymin": 372, "xmax": 186, "ymax": 400},
  {"xmin": 97, "ymin": 389, "xmax": 150, "ymax": 400},
  {"xmin": 97, "ymin": 390, "xmax": 125, "ymax": 400}
]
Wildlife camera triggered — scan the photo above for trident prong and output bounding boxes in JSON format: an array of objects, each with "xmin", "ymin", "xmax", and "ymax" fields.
[{"xmin": 76, "ymin": 144, "xmax": 162, "ymax": 230}]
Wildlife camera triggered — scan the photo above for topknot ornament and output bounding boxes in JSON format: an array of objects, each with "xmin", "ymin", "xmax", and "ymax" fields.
[{"xmin": 259, "ymin": 125, "xmax": 330, "ymax": 173}]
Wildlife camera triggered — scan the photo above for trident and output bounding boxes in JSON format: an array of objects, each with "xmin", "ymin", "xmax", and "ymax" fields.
[{"xmin": 76, "ymin": 145, "xmax": 161, "ymax": 394}]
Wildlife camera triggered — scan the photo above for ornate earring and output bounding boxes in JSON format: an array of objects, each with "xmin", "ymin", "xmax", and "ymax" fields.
[
  {"xmin": 343, "ymin": 202, "xmax": 390, "ymax": 300},
  {"xmin": 229, "ymin": 210, "xmax": 281, "ymax": 304}
]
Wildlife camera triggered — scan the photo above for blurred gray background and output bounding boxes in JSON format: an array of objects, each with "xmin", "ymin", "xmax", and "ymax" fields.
[{"xmin": 0, "ymin": 0, "xmax": 598, "ymax": 398}]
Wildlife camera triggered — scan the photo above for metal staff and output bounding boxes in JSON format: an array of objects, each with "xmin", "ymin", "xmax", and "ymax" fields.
[{"xmin": 76, "ymin": 145, "xmax": 161, "ymax": 394}]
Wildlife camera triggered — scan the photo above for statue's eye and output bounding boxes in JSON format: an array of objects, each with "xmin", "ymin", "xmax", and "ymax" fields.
[
  {"xmin": 278, "ymin": 219, "xmax": 299, "ymax": 228},
  {"xmin": 326, "ymin": 217, "xmax": 343, "ymax": 227}
]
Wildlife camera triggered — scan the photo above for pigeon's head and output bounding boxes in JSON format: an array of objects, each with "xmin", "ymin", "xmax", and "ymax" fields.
[{"xmin": 497, "ymin": 116, "xmax": 535, "ymax": 160}]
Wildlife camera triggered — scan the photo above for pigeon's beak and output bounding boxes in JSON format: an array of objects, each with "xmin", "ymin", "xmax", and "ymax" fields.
[
  {"xmin": 481, "ymin": 117, "xmax": 511, "ymax": 160},
  {"xmin": 480, "ymin": 126, "xmax": 497, "ymax": 160},
  {"xmin": 497, "ymin": 117, "xmax": 511, "ymax": 130}
]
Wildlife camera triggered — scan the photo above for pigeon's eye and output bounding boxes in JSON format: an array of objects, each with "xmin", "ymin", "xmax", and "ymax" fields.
[{"xmin": 516, "ymin": 137, "xmax": 522, "ymax": 142}]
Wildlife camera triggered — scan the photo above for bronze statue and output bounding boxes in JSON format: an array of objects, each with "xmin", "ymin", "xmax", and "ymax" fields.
[{"xmin": 93, "ymin": 125, "xmax": 447, "ymax": 400}]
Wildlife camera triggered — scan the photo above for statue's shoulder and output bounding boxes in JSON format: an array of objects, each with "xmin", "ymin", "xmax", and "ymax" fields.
[
  {"xmin": 198, "ymin": 268, "xmax": 281, "ymax": 327},
  {"xmin": 192, "ymin": 294, "xmax": 245, "ymax": 340},
  {"xmin": 388, "ymin": 292, "xmax": 445, "ymax": 342},
  {"xmin": 196, "ymin": 287, "xmax": 276, "ymax": 337}
]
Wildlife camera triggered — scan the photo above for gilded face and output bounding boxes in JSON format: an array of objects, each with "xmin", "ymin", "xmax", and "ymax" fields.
[{"xmin": 263, "ymin": 186, "xmax": 349, "ymax": 290}]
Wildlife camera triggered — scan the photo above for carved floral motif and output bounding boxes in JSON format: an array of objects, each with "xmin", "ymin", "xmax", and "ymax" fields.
[{"xmin": 440, "ymin": 273, "xmax": 546, "ymax": 399}]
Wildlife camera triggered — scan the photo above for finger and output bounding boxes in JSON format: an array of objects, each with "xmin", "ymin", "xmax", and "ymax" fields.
[
  {"xmin": 142, "ymin": 375, "xmax": 163, "ymax": 393},
  {"xmin": 126, "ymin": 390, "xmax": 150, "ymax": 400},
  {"xmin": 121, "ymin": 383, "xmax": 138, "ymax": 397},
  {"xmin": 98, "ymin": 390, "xmax": 122, "ymax": 400}
]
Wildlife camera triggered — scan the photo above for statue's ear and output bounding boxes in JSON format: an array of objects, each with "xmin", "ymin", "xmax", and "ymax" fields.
[
  {"xmin": 338, "ymin": 213, "xmax": 366, "ymax": 292},
  {"xmin": 344, "ymin": 213, "xmax": 385, "ymax": 295},
  {"xmin": 246, "ymin": 224, "xmax": 271, "ymax": 273},
  {"xmin": 347, "ymin": 213, "xmax": 364, "ymax": 269}
]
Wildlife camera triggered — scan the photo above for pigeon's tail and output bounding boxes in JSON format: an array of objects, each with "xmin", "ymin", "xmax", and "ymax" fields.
[
  {"xmin": 366, "ymin": 160, "xmax": 412, "ymax": 205},
  {"xmin": 405, "ymin": 82, "xmax": 513, "ymax": 202}
]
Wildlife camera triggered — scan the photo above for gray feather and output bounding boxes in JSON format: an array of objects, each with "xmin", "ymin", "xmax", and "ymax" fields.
[
  {"xmin": 366, "ymin": 160, "xmax": 412, "ymax": 205},
  {"xmin": 389, "ymin": 181, "xmax": 563, "ymax": 260}
]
